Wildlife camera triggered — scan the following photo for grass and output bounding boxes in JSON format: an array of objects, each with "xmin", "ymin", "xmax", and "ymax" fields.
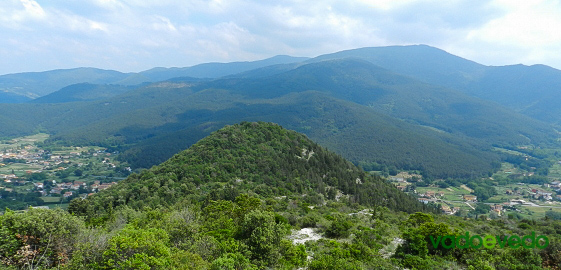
[
  {"xmin": 41, "ymin": 197, "xmax": 63, "ymax": 203},
  {"xmin": 52, "ymin": 146, "xmax": 105, "ymax": 155},
  {"xmin": 0, "ymin": 133, "xmax": 49, "ymax": 151},
  {"xmin": 549, "ymin": 163, "xmax": 561, "ymax": 178},
  {"xmin": 0, "ymin": 163, "xmax": 43, "ymax": 172},
  {"xmin": 416, "ymin": 186, "xmax": 470, "ymax": 198},
  {"xmin": 450, "ymin": 186, "xmax": 471, "ymax": 195},
  {"xmin": 492, "ymin": 147, "xmax": 527, "ymax": 156},
  {"xmin": 517, "ymin": 206, "xmax": 551, "ymax": 219}
]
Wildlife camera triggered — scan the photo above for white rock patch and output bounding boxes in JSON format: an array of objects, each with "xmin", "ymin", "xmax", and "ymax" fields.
[{"xmin": 290, "ymin": 228, "xmax": 322, "ymax": 244}]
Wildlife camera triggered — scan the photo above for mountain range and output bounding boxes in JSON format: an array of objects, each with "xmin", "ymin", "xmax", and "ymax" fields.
[
  {"xmin": 0, "ymin": 55, "xmax": 308, "ymax": 100},
  {"xmin": 311, "ymin": 45, "xmax": 561, "ymax": 125},
  {"xmin": 0, "ymin": 45, "xmax": 559, "ymax": 178}
]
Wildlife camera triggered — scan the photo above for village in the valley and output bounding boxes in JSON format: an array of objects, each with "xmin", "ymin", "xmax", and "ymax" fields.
[
  {"xmin": 0, "ymin": 134, "xmax": 130, "ymax": 210},
  {"xmin": 390, "ymin": 169, "xmax": 561, "ymax": 219}
]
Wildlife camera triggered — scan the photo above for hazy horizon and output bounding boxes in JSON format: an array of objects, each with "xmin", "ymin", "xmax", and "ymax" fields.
[{"xmin": 2, "ymin": 0, "xmax": 561, "ymax": 75}]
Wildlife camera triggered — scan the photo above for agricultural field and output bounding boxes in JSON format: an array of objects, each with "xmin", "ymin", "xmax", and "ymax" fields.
[
  {"xmin": 396, "ymin": 144, "xmax": 561, "ymax": 219},
  {"xmin": 0, "ymin": 133, "xmax": 49, "ymax": 151}
]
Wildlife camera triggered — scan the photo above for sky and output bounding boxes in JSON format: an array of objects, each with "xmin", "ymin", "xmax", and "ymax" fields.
[{"xmin": 1, "ymin": 0, "xmax": 561, "ymax": 75}]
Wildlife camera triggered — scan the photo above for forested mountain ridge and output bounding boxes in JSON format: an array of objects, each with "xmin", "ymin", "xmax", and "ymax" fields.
[
  {"xmin": 1, "ymin": 73, "xmax": 506, "ymax": 178},
  {"xmin": 4, "ymin": 44, "xmax": 561, "ymax": 126},
  {"xmin": 208, "ymin": 58, "xmax": 557, "ymax": 145},
  {"xmin": 30, "ymin": 83, "xmax": 137, "ymax": 103},
  {"xmin": 310, "ymin": 45, "xmax": 486, "ymax": 89},
  {"xmin": 138, "ymin": 55, "xmax": 309, "ymax": 82},
  {"xmin": 0, "ymin": 91, "xmax": 32, "ymax": 103},
  {"xmin": 0, "ymin": 55, "xmax": 308, "ymax": 99},
  {"xmin": 73, "ymin": 122, "xmax": 435, "ymax": 219},
  {"xmin": 0, "ymin": 67, "xmax": 131, "ymax": 99},
  {"xmin": 3, "ymin": 45, "xmax": 561, "ymax": 269},
  {"xmin": 310, "ymin": 45, "xmax": 561, "ymax": 124},
  {"xmin": 466, "ymin": 64, "xmax": 561, "ymax": 124},
  {"xmin": 0, "ymin": 58, "xmax": 557, "ymax": 178},
  {"xmin": 111, "ymin": 90, "xmax": 499, "ymax": 178}
]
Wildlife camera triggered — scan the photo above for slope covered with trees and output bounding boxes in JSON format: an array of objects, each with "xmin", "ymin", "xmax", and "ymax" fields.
[
  {"xmin": 312, "ymin": 45, "xmax": 561, "ymax": 125},
  {"xmin": 0, "ymin": 123, "xmax": 559, "ymax": 269},
  {"xmin": 113, "ymin": 90, "xmax": 499, "ymax": 178},
  {"xmin": 0, "ymin": 68, "xmax": 131, "ymax": 98},
  {"xmin": 0, "ymin": 47, "xmax": 559, "ymax": 179},
  {"xmin": 0, "ymin": 92, "xmax": 31, "ymax": 103},
  {"xmin": 30, "ymin": 83, "xmax": 136, "ymax": 103},
  {"xmin": 76, "ymin": 122, "xmax": 433, "ymax": 218},
  {"xmin": 216, "ymin": 58, "xmax": 557, "ymax": 145},
  {"xmin": 0, "ymin": 56, "xmax": 308, "ymax": 99},
  {"xmin": 0, "ymin": 77, "xmax": 505, "ymax": 178}
]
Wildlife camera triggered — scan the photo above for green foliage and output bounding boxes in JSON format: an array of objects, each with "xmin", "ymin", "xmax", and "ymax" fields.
[
  {"xmin": 210, "ymin": 253, "xmax": 257, "ymax": 270},
  {"xmin": 308, "ymin": 240, "xmax": 364, "ymax": 270},
  {"xmin": 102, "ymin": 225, "xmax": 172, "ymax": 270},
  {"xmin": 238, "ymin": 210, "xmax": 288, "ymax": 266},
  {"xmin": 472, "ymin": 186, "xmax": 497, "ymax": 202},
  {"xmin": 475, "ymin": 204, "xmax": 491, "ymax": 215},
  {"xmin": 405, "ymin": 212, "xmax": 434, "ymax": 227},
  {"xmin": 78, "ymin": 122, "xmax": 433, "ymax": 221},
  {"xmin": 4, "ymin": 190, "xmax": 561, "ymax": 269},
  {"xmin": 279, "ymin": 240, "xmax": 307, "ymax": 267},
  {"xmin": 0, "ymin": 208, "xmax": 84, "ymax": 268},
  {"xmin": 27, "ymin": 172, "xmax": 47, "ymax": 181},
  {"xmin": 546, "ymin": 210, "xmax": 561, "ymax": 221},
  {"xmin": 396, "ymin": 214, "xmax": 456, "ymax": 259},
  {"xmin": 0, "ymin": 95, "xmax": 560, "ymax": 270},
  {"xmin": 401, "ymin": 254, "xmax": 439, "ymax": 270},
  {"xmin": 325, "ymin": 214, "xmax": 353, "ymax": 238}
]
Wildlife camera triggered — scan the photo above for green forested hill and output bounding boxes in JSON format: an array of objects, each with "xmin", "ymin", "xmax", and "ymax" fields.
[
  {"xmin": 73, "ymin": 122, "xmax": 435, "ymax": 218},
  {"xmin": 0, "ymin": 68, "xmax": 131, "ymax": 98},
  {"xmin": 310, "ymin": 44, "xmax": 486, "ymax": 89},
  {"xmin": 139, "ymin": 55, "xmax": 309, "ymax": 81},
  {"xmin": 311, "ymin": 45, "xmax": 561, "ymax": 125},
  {"xmin": 30, "ymin": 83, "xmax": 136, "ymax": 103},
  {"xmin": 29, "ymin": 83, "xmax": 498, "ymax": 178},
  {"xmin": 0, "ymin": 58, "xmax": 555, "ymax": 178},
  {"xmin": 465, "ymin": 64, "xmax": 561, "ymax": 124},
  {"xmin": 0, "ymin": 91, "xmax": 31, "ymax": 103},
  {"xmin": 0, "ymin": 56, "xmax": 308, "ymax": 99},
  {"xmin": 206, "ymin": 58, "xmax": 558, "ymax": 145},
  {"xmin": 115, "ymin": 90, "xmax": 498, "ymax": 178}
]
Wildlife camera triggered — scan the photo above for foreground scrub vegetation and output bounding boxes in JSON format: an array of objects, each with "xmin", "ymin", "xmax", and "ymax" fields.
[
  {"xmin": 2, "ymin": 203, "xmax": 561, "ymax": 269},
  {"xmin": 1, "ymin": 122, "xmax": 560, "ymax": 269}
]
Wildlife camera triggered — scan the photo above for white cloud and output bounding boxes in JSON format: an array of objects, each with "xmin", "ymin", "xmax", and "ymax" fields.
[
  {"xmin": 20, "ymin": 0, "xmax": 45, "ymax": 18},
  {"xmin": 470, "ymin": 0, "xmax": 561, "ymax": 46},
  {"xmin": 462, "ymin": 0, "xmax": 561, "ymax": 66},
  {"xmin": 93, "ymin": 0, "xmax": 126, "ymax": 10},
  {"xmin": 357, "ymin": 0, "xmax": 419, "ymax": 10},
  {"xmin": 2, "ymin": 0, "xmax": 561, "ymax": 74},
  {"xmin": 151, "ymin": 16, "xmax": 177, "ymax": 32},
  {"xmin": 0, "ymin": 0, "xmax": 45, "ymax": 29}
]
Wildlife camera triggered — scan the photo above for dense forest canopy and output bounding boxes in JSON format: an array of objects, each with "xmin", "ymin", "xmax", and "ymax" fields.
[{"xmin": 73, "ymin": 122, "xmax": 434, "ymax": 220}]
